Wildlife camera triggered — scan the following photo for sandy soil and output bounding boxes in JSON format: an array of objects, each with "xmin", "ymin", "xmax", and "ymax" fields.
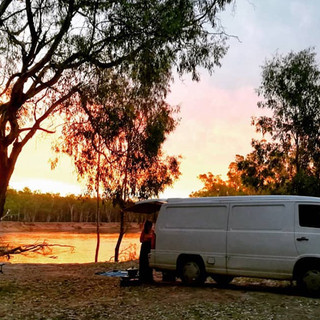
[{"xmin": 0, "ymin": 262, "xmax": 319, "ymax": 320}]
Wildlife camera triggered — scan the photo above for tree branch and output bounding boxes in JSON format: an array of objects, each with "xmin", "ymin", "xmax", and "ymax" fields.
[
  {"xmin": 19, "ymin": 87, "xmax": 79, "ymax": 149},
  {"xmin": 24, "ymin": 0, "xmax": 75, "ymax": 79},
  {"xmin": 23, "ymin": 0, "xmax": 39, "ymax": 69},
  {"xmin": 19, "ymin": 126, "xmax": 55, "ymax": 134},
  {"xmin": 0, "ymin": 242, "xmax": 74, "ymax": 259},
  {"xmin": 0, "ymin": 0, "xmax": 12, "ymax": 19},
  {"xmin": 0, "ymin": 72, "xmax": 21, "ymax": 97}
]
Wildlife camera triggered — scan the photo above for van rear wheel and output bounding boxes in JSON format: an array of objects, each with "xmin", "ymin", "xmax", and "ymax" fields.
[
  {"xmin": 298, "ymin": 267, "xmax": 320, "ymax": 296},
  {"xmin": 181, "ymin": 260, "xmax": 205, "ymax": 285}
]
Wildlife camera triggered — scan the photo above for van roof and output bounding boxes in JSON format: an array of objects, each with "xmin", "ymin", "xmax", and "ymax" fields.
[
  {"xmin": 166, "ymin": 195, "xmax": 320, "ymax": 204},
  {"xmin": 126, "ymin": 195, "xmax": 320, "ymax": 214}
]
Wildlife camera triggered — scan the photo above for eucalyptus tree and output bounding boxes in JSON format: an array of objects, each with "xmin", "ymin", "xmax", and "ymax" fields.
[
  {"xmin": 0, "ymin": 0, "xmax": 233, "ymax": 219},
  {"xmin": 55, "ymin": 70, "xmax": 181, "ymax": 261},
  {"xmin": 237, "ymin": 48, "xmax": 320, "ymax": 195},
  {"xmin": 192, "ymin": 49, "xmax": 320, "ymax": 196}
]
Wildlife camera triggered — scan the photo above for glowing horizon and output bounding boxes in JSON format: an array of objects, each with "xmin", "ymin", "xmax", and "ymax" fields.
[{"xmin": 9, "ymin": 178, "xmax": 83, "ymax": 197}]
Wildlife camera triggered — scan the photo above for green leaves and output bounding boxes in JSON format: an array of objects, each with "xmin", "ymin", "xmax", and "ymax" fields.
[{"xmin": 238, "ymin": 48, "xmax": 320, "ymax": 195}]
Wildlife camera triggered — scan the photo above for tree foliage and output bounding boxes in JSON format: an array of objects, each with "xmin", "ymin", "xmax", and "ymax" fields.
[
  {"xmin": 0, "ymin": 0, "xmax": 233, "ymax": 219},
  {"xmin": 55, "ymin": 71, "xmax": 181, "ymax": 204},
  {"xmin": 190, "ymin": 165, "xmax": 252, "ymax": 197},
  {"xmin": 192, "ymin": 48, "xmax": 320, "ymax": 197},
  {"xmin": 55, "ymin": 70, "xmax": 182, "ymax": 262},
  {"xmin": 237, "ymin": 48, "xmax": 320, "ymax": 195}
]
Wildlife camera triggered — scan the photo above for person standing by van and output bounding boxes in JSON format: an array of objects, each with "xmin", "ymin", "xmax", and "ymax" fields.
[{"xmin": 139, "ymin": 220, "xmax": 155, "ymax": 283}]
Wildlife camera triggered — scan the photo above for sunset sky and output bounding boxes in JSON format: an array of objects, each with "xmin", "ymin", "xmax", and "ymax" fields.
[{"xmin": 10, "ymin": 0, "xmax": 320, "ymax": 198}]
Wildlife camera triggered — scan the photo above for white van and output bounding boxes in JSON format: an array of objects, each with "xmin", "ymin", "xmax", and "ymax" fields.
[{"xmin": 128, "ymin": 195, "xmax": 320, "ymax": 295}]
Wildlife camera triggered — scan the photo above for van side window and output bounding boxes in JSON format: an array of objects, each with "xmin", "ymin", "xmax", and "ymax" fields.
[
  {"xmin": 230, "ymin": 205, "xmax": 285, "ymax": 230},
  {"xmin": 299, "ymin": 205, "xmax": 320, "ymax": 228},
  {"xmin": 164, "ymin": 205, "xmax": 227, "ymax": 230}
]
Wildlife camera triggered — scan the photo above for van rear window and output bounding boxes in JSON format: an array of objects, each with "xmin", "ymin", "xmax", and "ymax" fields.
[{"xmin": 299, "ymin": 205, "xmax": 320, "ymax": 228}]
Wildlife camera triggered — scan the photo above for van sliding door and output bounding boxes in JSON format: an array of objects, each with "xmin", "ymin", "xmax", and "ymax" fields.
[
  {"xmin": 156, "ymin": 205, "xmax": 228, "ymax": 273},
  {"xmin": 227, "ymin": 203, "xmax": 296, "ymax": 278}
]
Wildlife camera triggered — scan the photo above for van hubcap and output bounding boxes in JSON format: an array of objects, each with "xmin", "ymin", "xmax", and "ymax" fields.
[{"xmin": 182, "ymin": 261, "xmax": 200, "ymax": 282}]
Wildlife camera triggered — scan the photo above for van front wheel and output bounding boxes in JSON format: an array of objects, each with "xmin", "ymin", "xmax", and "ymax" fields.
[{"xmin": 181, "ymin": 260, "xmax": 205, "ymax": 285}]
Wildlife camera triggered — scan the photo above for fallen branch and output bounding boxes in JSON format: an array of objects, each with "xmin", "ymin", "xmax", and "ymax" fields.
[{"xmin": 0, "ymin": 241, "xmax": 74, "ymax": 260}]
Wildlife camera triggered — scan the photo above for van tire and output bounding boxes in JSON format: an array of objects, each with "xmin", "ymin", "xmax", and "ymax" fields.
[
  {"xmin": 211, "ymin": 274, "xmax": 234, "ymax": 286},
  {"xmin": 180, "ymin": 260, "xmax": 206, "ymax": 285},
  {"xmin": 298, "ymin": 267, "xmax": 320, "ymax": 297}
]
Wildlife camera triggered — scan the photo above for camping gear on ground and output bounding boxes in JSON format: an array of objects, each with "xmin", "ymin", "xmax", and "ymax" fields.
[{"xmin": 96, "ymin": 267, "xmax": 140, "ymax": 286}]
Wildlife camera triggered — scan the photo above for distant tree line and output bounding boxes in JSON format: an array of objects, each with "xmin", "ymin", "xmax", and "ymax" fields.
[{"xmin": 2, "ymin": 187, "xmax": 144, "ymax": 223}]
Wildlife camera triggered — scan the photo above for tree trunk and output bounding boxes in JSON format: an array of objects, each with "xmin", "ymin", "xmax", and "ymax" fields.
[
  {"xmin": 0, "ymin": 153, "xmax": 10, "ymax": 220},
  {"xmin": 0, "ymin": 119, "xmax": 26, "ymax": 220},
  {"xmin": 95, "ymin": 203, "xmax": 100, "ymax": 263},
  {"xmin": 0, "ymin": 153, "xmax": 17, "ymax": 220},
  {"xmin": 95, "ymin": 186, "xmax": 101, "ymax": 263},
  {"xmin": 114, "ymin": 210, "xmax": 125, "ymax": 262},
  {"xmin": 0, "ymin": 187, "xmax": 7, "ymax": 221},
  {"xmin": 95, "ymin": 144, "xmax": 101, "ymax": 263},
  {"xmin": 69, "ymin": 204, "xmax": 74, "ymax": 222}
]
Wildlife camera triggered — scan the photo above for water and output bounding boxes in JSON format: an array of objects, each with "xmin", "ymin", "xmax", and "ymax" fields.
[{"xmin": 0, "ymin": 232, "xmax": 141, "ymax": 263}]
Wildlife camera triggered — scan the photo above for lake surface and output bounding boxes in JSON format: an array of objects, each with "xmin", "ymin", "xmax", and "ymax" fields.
[{"xmin": 1, "ymin": 232, "xmax": 141, "ymax": 263}]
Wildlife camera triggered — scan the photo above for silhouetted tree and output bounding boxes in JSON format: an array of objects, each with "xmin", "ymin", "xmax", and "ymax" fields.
[
  {"xmin": 190, "ymin": 170, "xmax": 251, "ymax": 197},
  {"xmin": 0, "ymin": 0, "xmax": 233, "ymax": 219},
  {"xmin": 237, "ymin": 48, "xmax": 320, "ymax": 195},
  {"xmin": 192, "ymin": 48, "xmax": 320, "ymax": 197}
]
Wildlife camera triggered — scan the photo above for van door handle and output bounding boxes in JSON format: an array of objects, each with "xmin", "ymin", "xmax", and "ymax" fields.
[{"xmin": 296, "ymin": 237, "xmax": 309, "ymax": 241}]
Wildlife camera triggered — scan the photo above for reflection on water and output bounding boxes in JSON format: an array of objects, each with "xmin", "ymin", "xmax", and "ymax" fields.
[{"xmin": 1, "ymin": 232, "xmax": 141, "ymax": 264}]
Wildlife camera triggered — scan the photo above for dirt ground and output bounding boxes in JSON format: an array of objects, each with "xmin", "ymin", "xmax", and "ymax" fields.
[
  {"xmin": 1, "ymin": 223, "xmax": 319, "ymax": 319},
  {"xmin": 0, "ymin": 261, "xmax": 319, "ymax": 320}
]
